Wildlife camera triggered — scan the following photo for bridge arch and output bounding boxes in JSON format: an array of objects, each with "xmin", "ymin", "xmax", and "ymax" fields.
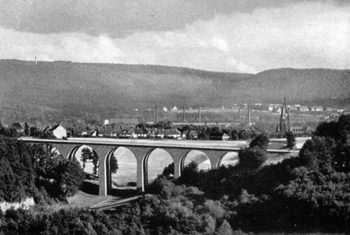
[
  {"xmin": 216, "ymin": 152, "xmax": 239, "ymax": 168},
  {"xmin": 67, "ymin": 145, "xmax": 100, "ymax": 175},
  {"xmin": 142, "ymin": 148, "xmax": 175, "ymax": 186},
  {"xmin": 103, "ymin": 147, "xmax": 138, "ymax": 195},
  {"xmin": 180, "ymin": 150, "xmax": 212, "ymax": 173}
]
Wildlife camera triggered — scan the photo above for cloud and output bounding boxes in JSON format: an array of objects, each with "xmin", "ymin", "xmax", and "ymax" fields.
[
  {"xmin": 0, "ymin": 1, "xmax": 349, "ymax": 73},
  {"xmin": 0, "ymin": 0, "xmax": 347, "ymax": 37},
  {"xmin": 212, "ymin": 37, "xmax": 230, "ymax": 52}
]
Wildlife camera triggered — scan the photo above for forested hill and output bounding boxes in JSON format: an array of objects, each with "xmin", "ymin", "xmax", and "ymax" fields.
[{"xmin": 0, "ymin": 59, "xmax": 349, "ymax": 122}]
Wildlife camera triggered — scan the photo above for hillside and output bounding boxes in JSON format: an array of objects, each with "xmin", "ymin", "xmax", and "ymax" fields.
[
  {"xmin": 0, "ymin": 60, "xmax": 349, "ymax": 124},
  {"xmin": 235, "ymin": 68, "xmax": 350, "ymax": 103}
]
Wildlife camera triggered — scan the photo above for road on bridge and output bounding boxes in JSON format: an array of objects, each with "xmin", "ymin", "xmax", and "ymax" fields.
[{"xmin": 19, "ymin": 137, "xmax": 304, "ymax": 153}]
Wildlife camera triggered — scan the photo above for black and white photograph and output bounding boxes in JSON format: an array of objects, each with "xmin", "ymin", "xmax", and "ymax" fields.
[{"xmin": 0, "ymin": 0, "xmax": 350, "ymax": 234}]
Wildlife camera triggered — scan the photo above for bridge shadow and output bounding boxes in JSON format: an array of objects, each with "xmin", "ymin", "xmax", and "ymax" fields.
[{"xmin": 80, "ymin": 181, "xmax": 140, "ymax": 197}]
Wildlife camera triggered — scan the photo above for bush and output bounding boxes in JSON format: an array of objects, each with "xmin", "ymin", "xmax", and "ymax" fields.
[
  {"xmin": 35, "ymin": 155, "xmax": 85, "ymax": 199},
  {"xmin": 249, "ymin": 132, "xmax": 270, "ymax": 150},
  {"xmin": 238, "ymin": 147, "xmax": 268, "ymax": 169},
  {"xmin": 285, "ymin": 131, "xmax": 296, "ymax": 148},
  {"xmin": 0, "ymin": 133, "xmax": 85, "ymax": 203}
]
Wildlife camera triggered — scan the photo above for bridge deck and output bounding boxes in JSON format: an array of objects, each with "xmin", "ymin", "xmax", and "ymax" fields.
[{"xmin": 20, "ymin": 137, "xmax": 301, "ymax": 153}]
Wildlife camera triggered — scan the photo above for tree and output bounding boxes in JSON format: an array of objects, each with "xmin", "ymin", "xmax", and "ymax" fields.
[
  {"xmin": 81, "ymin": 148, "xmax": 99, "ymax": 175},
  {"xmin": 35, "ymin": 154, "xmax": 85, "ymax": 199},
  {"xmin": 238, "ymin": 147, "xmax": 268, "ymax": 169},
  {"xmin": 162, "ymin": 162, "xmax": 174, "ymax": 178},
  {"xmin": 299, "ymin": 136, "xmax": 336, "ymax": 173},
  {"xmin": 24, "ymin": 122, "xmax": 30, "ymax": 136},
  {"xmin": 285, "ymin": 131, "xmax": 296, "ymax": 148},
  {"xmin": 249, "ymin": 132, "xmax": 270, "ymax": 150},
  {"xmin": 110, "ymin": 155, "xmax": 118, "ymax": 175}
]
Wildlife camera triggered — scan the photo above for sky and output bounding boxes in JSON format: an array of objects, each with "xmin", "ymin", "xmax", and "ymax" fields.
[{"xmin": 0, "ymin": 0, "xmax": 349, "ymax": 73}]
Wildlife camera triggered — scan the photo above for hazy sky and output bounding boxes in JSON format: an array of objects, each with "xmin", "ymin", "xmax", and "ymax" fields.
[{"xmin": 0, "ymin": 0, "xmax": 349, "ymax": 73}]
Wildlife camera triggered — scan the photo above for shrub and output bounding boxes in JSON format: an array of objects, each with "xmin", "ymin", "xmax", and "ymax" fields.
[
  {"xmin": 249, "ymin": 132, "xmax": 270, "ymax": 150},
  {"xmin": 238, "ymin": 147, "xmax": 268, "ymax": 169},
  {"xmin": 285, "ymin": 131, "xmax": 296, "ymax": 148}
]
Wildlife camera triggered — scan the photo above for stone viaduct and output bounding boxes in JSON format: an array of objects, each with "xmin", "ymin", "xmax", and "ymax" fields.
[{"xmin": 20, "ymin": 137, "xmax": 298, "ymax": 196}]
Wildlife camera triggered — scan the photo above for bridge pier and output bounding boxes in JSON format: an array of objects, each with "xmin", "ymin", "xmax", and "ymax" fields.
[
  {"xmin": 174, "ymin": 161, "xmax": 182, "ymax": 178},
  {"xmin": 202, "ymin": 150, "xmax": 228, "ymax": 169},
  {"xmin": 93, "ymin": 146, "xmax": 113, "ymax": 196}
]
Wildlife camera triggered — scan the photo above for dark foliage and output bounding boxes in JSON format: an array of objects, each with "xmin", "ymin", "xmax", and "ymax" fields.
[
  {"xmin": 238, "ymin": 147, "xmax": 268, "ymax": 169},
  {"xmin": 285, "ymin": 130, "xmax": 296, "ymax": 148},
  {"xmin": 0, "ymin": 132, "xmax": 84, "ymax": 203},
  {"xmin": 3, "ymin": 115, "xmax": 350, "ymax": 234},
  {"xmin": 249, "ymin": 132, "xmax": 270, "ymax": 150}
]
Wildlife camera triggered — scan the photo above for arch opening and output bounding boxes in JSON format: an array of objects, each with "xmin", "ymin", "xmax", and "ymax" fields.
[
  {"xmin": 218, "ymin": 152, "xmax": 239, "ymax": 167},
  {"xmin": 69, "ymin": 145, "xmax": 100, "ymax": 195},
  {"xmin": 181, "ymin": 150, "xmax": 212, "ymax": 172},
  {"xmin": 106, "ymin": 147, "xmax": 137, "ymax": 194},
  {"xmin": 144, "ymin": 148, "xmax": 174, "ymax": 185}
]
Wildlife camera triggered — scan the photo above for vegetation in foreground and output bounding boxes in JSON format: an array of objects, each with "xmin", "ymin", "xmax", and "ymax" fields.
[{"xmin": 1, "ymin": 115, "xmax": 350, "ymax": 234}]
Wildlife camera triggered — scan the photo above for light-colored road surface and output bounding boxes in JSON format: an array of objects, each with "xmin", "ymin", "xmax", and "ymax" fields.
[{"xmin": 20, "ymin": 137, "xmax": 303, "ymax": 153}]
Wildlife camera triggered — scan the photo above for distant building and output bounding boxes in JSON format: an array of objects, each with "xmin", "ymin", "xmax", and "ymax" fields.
[
  {"xmin": 134, "ymin": 128, "xmax": 149, "ymax": 138},
  {"xmin": 209, "ymin": 133, "xmax": 230, "ymax": 141},
  {"xmin": 172, "ymin": 106, "xmax": 178, "ymax": 111},
  {"xmin": 90, "ymin": 130, "xmax": 98, "ymax": 137},
  {"xmin": 118, "ymin": 129, "xmax": 137, "ymax": 139},
  {"xmin": 163, "ymin": 107, "xmax": 168, "ymax": 112},
  {"xmin": 311, "ymin": 106, "xmax": 323, "ymax": 112},
  {"xmin": 49, "ymin": 125, "xmax": 67, "ymax": 139},
  {"xmin": 290, "ymin": 126, "xmax": 306, "ymax": 134},
  {"xmin": 157, "ymin": 129, "xmax": 182, "ymax": 139},
  {"xmin": 325, "ymin": 107, "xmax": 333, "ymax": 112},
  {"xmin": 299, "ymin": 106, "xmax": 309, "ymax": 112},
  {"xmin": 98, "ymin": 125, "xmax": 120, "ymax": 137}
]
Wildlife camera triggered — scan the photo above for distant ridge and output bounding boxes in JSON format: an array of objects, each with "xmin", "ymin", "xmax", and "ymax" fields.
[{"xmin": 0, "ymin": 60, "xmax": 349, "ymax": 123}]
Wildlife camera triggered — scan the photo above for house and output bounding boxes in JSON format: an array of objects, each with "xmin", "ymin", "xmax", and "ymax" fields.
[
  {"xmin": 118, "ymin": 129, "xmax": 137, "ymax": 139},
  {"xmin": 134, "ymin": 128, "xmax": 149, "ymax": 138},
  {"xmin": 325, "ymin": 107, "xmax": 333, "ymax": 112},
  {"xmin": 299, "ymin": 106, "xmax": 309, "ymax": 112},
  {"xmin": 157, "ymin": 129, "xmax": 182, "ymax": 139},
  {"xmin": 103, "ymin": 119, "xmax": 110, "ymax": 125},
  {"xmin": 90, "ymin": 130, "xmax": 98, "ymax": 137},
  {"xmin": 172, "ymin": 106, "xmax": 178, "ymax": 111},
  {"xmin": 165, "ymin": 129, "xmax": 182, "ymax": 139},
  {"xmin": 48, "ymin": 125, "xmax": 67, "ymax": 139},
  {"xmin": 290, "ymin": 126, "xmax": 311, "ymax": 134},
  {"xmin": 163, "ymin": 107, "xmax": 168, "ymax": 112},
  {"xmin": 98, "ymin": 125, "xmax": 120, "ymax": 137},
  {"xmin": 290, "ymin": 126, "xmax": 305, "ymax": 134},
  {"xmin": 209, "ymin": 133, "xmax": 230, "ymax": 141},
  {"xmin": 148, "ymin": 129, "xmax": 158, "ymax": 139},
  {"xmin": 311, "ymin": 106, "xmax": 323, "ymax": 112}
]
